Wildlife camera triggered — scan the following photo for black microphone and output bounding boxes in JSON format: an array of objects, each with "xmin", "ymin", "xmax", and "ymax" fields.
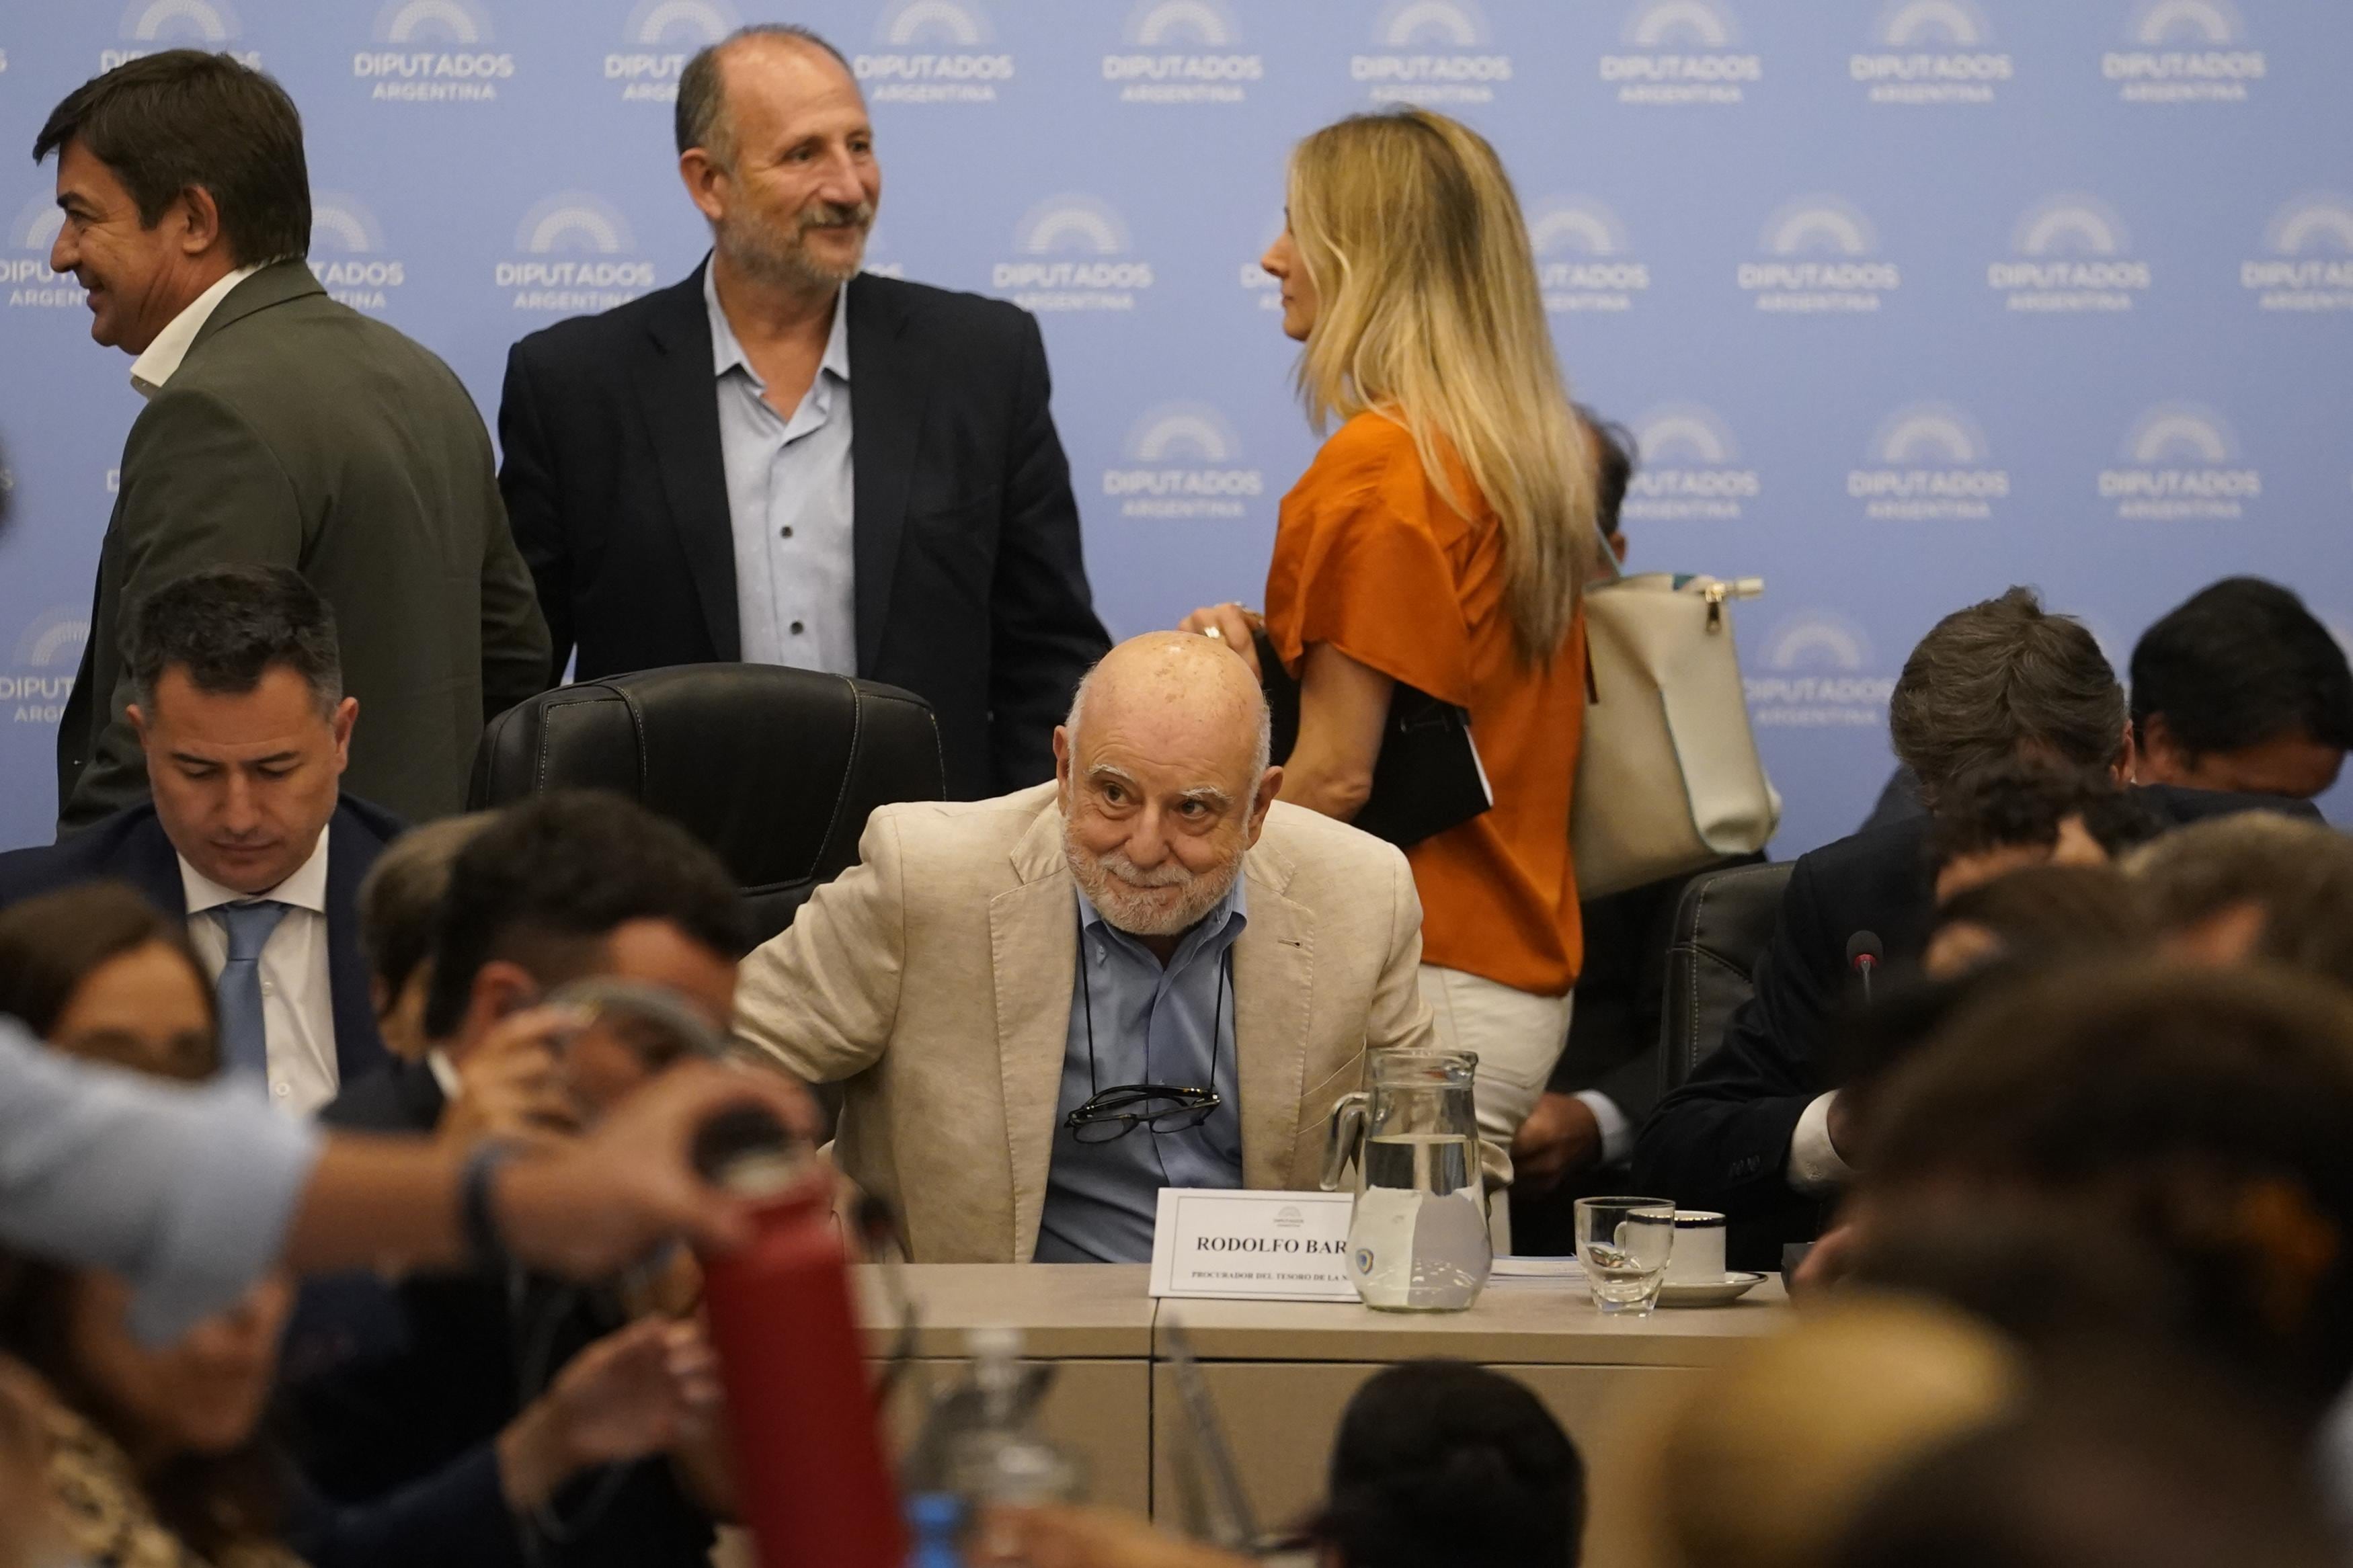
[{"xmin": 1847, "ymin": 930, "xmax": 1884, "ymax": 1005}]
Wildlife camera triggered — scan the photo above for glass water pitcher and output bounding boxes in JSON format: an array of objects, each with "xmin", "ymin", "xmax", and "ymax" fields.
[{"xmin": 1320, "ymin": 1050, "xmax": 1491, "ymax": 1311}]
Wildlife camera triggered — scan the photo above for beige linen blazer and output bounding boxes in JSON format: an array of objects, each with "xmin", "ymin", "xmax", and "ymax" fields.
[{"xmin": 733, "ymin": 783, "xmax": 1440, "ymax": 1262}]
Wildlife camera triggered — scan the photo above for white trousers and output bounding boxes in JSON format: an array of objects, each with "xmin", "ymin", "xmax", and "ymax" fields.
[{"xmin": 1416, "ymin": 965, "xmax": 1573, "ymax": 1252}]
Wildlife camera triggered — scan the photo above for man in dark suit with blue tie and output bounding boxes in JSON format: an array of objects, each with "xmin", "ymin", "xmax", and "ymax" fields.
[{"xmin": 0, "ymin": 565, "xmax": 393, "ymax": 1106}]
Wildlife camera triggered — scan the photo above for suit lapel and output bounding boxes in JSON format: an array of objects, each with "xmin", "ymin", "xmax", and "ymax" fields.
[
  {"xmin": 638, "ymin": 263, "xmax": 740, "ymax": 659},
  {"xmin": 1233, "ymin": 848, "xmax": 1317, "ymax": 1191},
  {"xmin": 323, "ymin": 805, "xmax": 392, "ymax": 1083},
  {"xmin": 989, "ymin": 802, "xmax": 1078, "ymax": 1261},
  {"xmin": 848, "ymin": 276, "xmax": 924, "ymax": 675}
]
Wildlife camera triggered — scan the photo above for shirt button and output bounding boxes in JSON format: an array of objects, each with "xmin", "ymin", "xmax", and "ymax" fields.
[
  {"xmin": 260, "ymin": 982, "xmax": 276, "ymax": 996},
  {"xmin": 781, "ymin": 526, "xmax": 795, "ymax": 538},
  {"xmin": 790, "ymin": 620, "xmax": 805, "ymax": 635},
  {"xmin": 272, "ymin": 1082, "xmax": 290, "ymax": 1098}
]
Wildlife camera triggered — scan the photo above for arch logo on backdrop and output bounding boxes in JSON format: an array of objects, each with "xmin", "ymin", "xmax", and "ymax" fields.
[
  {"xmin": 857, "ymin": 0, "xmax": 1012, "ymax": 105},
  {"xmin": 1851, "ymin": 0, "xmax": 2009, "ymax": 106},
  {"xmin": 496, "ymin": 194, "xmax": 655, "ymax": 313},
  {"xmin": 1988, "ymin": 194, "xmax": 2151, "ymax": 313},
  {"xmin": 1622, "ymin": 404, "xmax": 1759, "ymax": 522},
  {"xmin": 3, "ymin": 606, "xmax": 87, "ymax": 727},
  {"xmin": 1104, "ymin": 0, "xmax": 1261, "ymax": 106},
  {"xmin": 1739, "ymin": 196, "xmax": 1899, "ymax": 313},
  {"xmin": 2241, "ymin": 196, "xmax": 2353, "ymax": 313},
  {"xmin": 1848, "ymin": 403, "xmax": 2007, "ymax": 522},
  {"xmin": 1601, "ymin": 0, "xmax": 1761, "ymax": 107},
  {"xmin": 107, "ymin": 0, "xmax": 260, "ymax": 70},
  {"xmin": 309, "ymin": 192, "xmax": 405, "ymax": 314},
  {"xmin": 354, "ymin": 0, "xmax": 512, "ymax": 104},
  {"xmin": 1351, "ymin": 0, "xmax": 1511, "ymax": 106},
  {"xmin": 993, "ymin": 194, "xmax": 1152, "ymax": 313},
  {"xmin": 2100, "ymin": 403, "xmax": 2260, "ymax": 521},
  {"xmin": 5, "ymin": 195, "xmax": 80, "ymax": 311},
  {"xmin": 2104, "ymin": 0, "xmax": 2263, "ymax": 104},
  {"xmin": 1529, "ymin": 198, "xmax": 1650, "ymax": 315},
  {"xmin": 1102, "ymin": 402, "xmax": 1263, "ymax": 521},
  {"xmin": 1746, "ymin": 612, "xmax": 1895, "ymax": 730},
  {"xmin": 606, "ymin": 0, "xmax": 737, "ymax": 104}
]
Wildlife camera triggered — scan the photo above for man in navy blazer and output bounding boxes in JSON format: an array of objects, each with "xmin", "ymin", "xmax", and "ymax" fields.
[
  {"xmin": 0, "ymin": 565, "xmax": 393, "ymax": 1104},
  {"xmin": 497, "ymin": 25, "xmax": 1108, "ymax": 800}
]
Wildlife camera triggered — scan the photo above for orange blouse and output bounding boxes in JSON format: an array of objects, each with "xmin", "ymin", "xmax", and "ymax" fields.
[{"xmin": 1263, "ymin": 412, "xmax": 1586, "ymax": 997}]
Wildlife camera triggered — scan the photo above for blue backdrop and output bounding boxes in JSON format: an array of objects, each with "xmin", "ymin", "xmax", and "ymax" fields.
[{"xmin": 2, "ymin": 0, "xmax": 2348, "ymax": 854}]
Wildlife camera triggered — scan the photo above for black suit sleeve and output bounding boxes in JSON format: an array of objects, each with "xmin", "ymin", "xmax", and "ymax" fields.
[
  {"xmin": 496, "ymin": 345, "xmax": 572, "ymax": 688},
  {"xmin": 1630, "ymin": 853, "xmax": 1835, "ymax": 1224},
  {"xmin": 983, "ymin": 313, "xmax": 1111, "ymax": 792}
]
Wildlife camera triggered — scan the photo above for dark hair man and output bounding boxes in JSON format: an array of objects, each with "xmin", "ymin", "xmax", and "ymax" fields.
[
  {"xmin": 1632, "ymin": 589, "xmax": 2132, "ymax": 1266},
  {"xmin": 0, "ymin": 565, "xmax": 398, "ymax": 1112},
  {"xmin": 495, "ymin": 24, "xmax": 1109, "ymax": 802},
  {"xmin": 298, "ymin": 790, "xmax": 748, "ymax": 1568},
  {"xmin": 34, "ymin": 50, "xmax": 547, "ymax": 833},
  {"xmin": 2130, "ymin": 577, "xmax": 2353, "ymax": 800}
]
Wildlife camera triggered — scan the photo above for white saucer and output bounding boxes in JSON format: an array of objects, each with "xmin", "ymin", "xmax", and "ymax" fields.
[{"xmin": 1657, "ymin": 1272, "xmax": 1766, "ymax": 1308}]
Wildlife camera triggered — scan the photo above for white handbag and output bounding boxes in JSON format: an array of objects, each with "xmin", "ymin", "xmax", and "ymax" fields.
[{"xmin": 1570, "ymin": 572, "xmax": 1781, "ymax": 900}]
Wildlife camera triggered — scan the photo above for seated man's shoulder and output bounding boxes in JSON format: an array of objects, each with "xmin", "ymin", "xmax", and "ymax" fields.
[
  {"xmin": 1794, "ymin": 813, "xmax": 1930, "ymax": 884},
  {"xmin": 861, "ymin": 273, "xmax": 1033, "ymax": 354},
  {"xmin": 1255, "ymin": 802, "xmax": 1407, "ymax": 888},
  {"xmin": 0, "ymin": 804, "xmax": 169, "ymax": 907}
]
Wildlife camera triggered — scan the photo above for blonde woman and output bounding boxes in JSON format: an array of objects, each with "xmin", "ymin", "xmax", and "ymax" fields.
[{"xmin": 1183, "ymin": 109, "xmax": 1604, "ymax": 1195}]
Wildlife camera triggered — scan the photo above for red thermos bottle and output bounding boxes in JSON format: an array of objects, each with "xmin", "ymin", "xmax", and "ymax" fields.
[{"xmin": 701, "ymin": 1169, "xmax": 906, "ymax": 1568}]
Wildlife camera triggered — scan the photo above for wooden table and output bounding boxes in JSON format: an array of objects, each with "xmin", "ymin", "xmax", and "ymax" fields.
[{"xmin": 854, "ymin": 1265, "xmax": 1790, "ymax": 1526}]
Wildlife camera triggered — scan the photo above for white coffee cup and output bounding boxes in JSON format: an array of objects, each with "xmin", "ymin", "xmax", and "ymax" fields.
[{"xmin": 1667, "ymin": 1210, "xmax": 1727, "ymax": 1284}]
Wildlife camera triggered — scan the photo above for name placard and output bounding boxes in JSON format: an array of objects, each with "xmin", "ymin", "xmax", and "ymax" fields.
[{"xmin": 1147, "ymin": 1188, "xmax": 1359, "ymax": 1302}]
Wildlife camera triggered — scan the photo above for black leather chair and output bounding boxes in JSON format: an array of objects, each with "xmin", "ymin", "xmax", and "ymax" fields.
[
  {"xmin": 1659, "ymin": 860, "xmax": 1794, "ymax": 1094},
  {"xmin": 471, "ymin": 665, "xmax": 945, "ymax": 944}
]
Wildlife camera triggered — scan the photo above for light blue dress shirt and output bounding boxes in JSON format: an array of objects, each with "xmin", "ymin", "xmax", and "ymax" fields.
[
  {"xmin": 0, "ymin": 1019, "xmax": 319, "ymax": 1344},
  {"xmin": 1035, "ymin": 878, "xmax": 1248, "ymax": 1264},
  {"xmin": 705, "ymin": 263, "xmax": 857, "ymax": 675}
]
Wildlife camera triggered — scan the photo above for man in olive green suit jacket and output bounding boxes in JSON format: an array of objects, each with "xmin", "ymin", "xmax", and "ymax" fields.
[{"xmin": 41, "ymin": 53, "xmax": 547, "ymax": 833}]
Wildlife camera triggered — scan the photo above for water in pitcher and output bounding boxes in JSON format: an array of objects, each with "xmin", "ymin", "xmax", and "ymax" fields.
[{"xmin": 1345, "ymin": 1132, "xmax": 1490, "ymax": 1311}]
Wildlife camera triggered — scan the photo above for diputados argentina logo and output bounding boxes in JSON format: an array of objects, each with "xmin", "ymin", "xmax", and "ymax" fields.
[
  {"xmin": 1603, "ymin": 0, "xmax": 1761, "ymax": 106},
  {"xmin": 1853, "ymin": 0, "xmax": 2009, "ymax": 106},
  {"xmin": 108, "ymin": 0, "xmax": 260, "ymax": 71},
  {"xmin": 2242, "ymin": 196, "xmax": 2353, "ymax": 313},
  {"xmin": 2104, "ymin": 0, "xmax": 2262, "ymax": 104},
  {"xmin": 5, "ymin": 195, "xmax": 81, "ymax": 311},
  {"xmin": 5, "ymin": 606, "xmax": 88, "ymax": 727},
  {"xmin": 309, "ymin": 192, "xmax": 404, "ymax": 313},
  {"xmin": 857, "ymin": 0, "xmax": 1012, "ymax": 104},
  {"xmin": 1352, "ymin": 0, "xmax": 1511, "ymax": 106},
  {"xmin": 1103, "ymin": 403, "xmax": 1263, "ymax": 520},
  {"xmin": 1747, "ymin": 613, "xmax": 1895, "ymax": 729},
  {"xmin": 356, "ymin": 0, "xmax": 512, "ymax": 102},
  {"xmin": 606, "ymin": 0, "xmax": 737, "ymax": 104},
  {"xmin": 1740, "ymin": 196, "xmax": 1899, "ymax": 313},
  {"xmin": 993, "ymin": 194, "xmax": 1152, "ymax": 313},
  {"xmin": 1848, "ymin": 403, "xmax": 2008, "ymax": 522},
  {"xmin": 2100, "ymin": 403, "xmax": 2260, "ymax": 520},
  {"xmin": 1106, "ymin": 0, "xmax": 1261, "ymax": 106},
  {"xmin": 497, "ymin": 194, "xmax": 655, "ymax": 313},
  {"xmin": 1529, "ymin": 198, "xmax": 1649, "ymax": 315},
  {"xmin": 1990, "ymin": 194, "xmax": 2151, "ymax": 313},
  {"xmin": 1622, "ymin": 404, "xmax": 1759, "ymax": 522}
]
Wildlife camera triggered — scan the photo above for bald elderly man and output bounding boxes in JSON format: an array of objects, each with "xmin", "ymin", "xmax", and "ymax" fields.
[{"xmin": 734, "ymin": 632, "xmax": 1449, "ymax": 1263}]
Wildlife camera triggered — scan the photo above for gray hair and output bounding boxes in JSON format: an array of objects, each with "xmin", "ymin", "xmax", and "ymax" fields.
[
  {"xmin": 1889, "ymin": 586, "xmax": 2123, "ymax": 803},
  {"xmin": 674, "ymin": 24, "xmax": 853, "ymax": 168},
  {"xmin": 1065, "ymin": 660, "xmax": 1274, "ymax": 796}
]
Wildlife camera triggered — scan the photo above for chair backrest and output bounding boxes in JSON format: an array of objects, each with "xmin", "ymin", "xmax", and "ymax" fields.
[
  {"xmin": 470, "ymin": 664, "xmax": 945, "ymax": 946},
  {"xmin": 1659, "ymin": 860, "xmax": 1795, "ymax": 1093}
]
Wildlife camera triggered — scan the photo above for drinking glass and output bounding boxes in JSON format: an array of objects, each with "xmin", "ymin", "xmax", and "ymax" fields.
[{"xmin": 1573, "ymin": 1196, "xmax": 1677, "ymax": 1315}]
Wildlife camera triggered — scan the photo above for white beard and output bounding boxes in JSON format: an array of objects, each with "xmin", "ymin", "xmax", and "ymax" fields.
[{"xmin": 1064, "ymin": 826, "xmax": 1242, "ymax": 938}]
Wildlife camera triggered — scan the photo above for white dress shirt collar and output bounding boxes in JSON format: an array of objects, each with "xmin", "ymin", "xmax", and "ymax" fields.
[
  {"xmin": 703, "ymin": 260, "xmax": 852, "ymax": 390},
  {"xmin": 129, "ymin": 261, "xmax": 264, "ymax": 399},
  {"xmin": 178, "ymin": 827, "xmax": 331, "ymax": 919}
]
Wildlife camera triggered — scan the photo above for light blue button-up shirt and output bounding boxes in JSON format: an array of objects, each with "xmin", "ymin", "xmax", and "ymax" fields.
[
  {"xmin": 1035, "ymin": 877, "xmax": 1248, "ymax": 1264},
  {"xmin": 705, "ymin": 263, "xmax": 857, "ymax": 674}
]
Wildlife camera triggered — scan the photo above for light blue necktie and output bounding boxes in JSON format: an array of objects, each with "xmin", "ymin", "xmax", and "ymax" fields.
[{"xmin": 210, "ymin": 900, "xmax": 288, "ymax": 1079}]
